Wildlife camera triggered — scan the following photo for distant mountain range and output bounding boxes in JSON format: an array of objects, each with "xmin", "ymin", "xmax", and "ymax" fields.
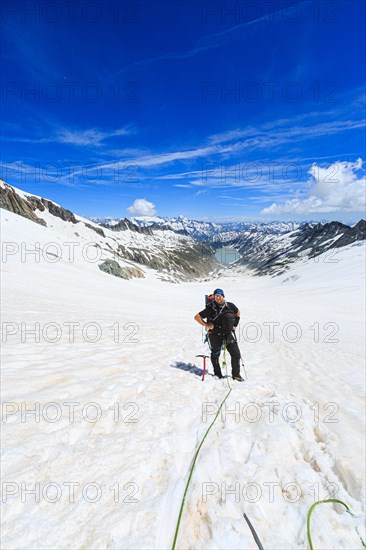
[
  {"xmin": 95, "ymin": 214, "xmax": 366, "ymax": 275},
  {"xmin": 1, "ymin": 180, "xmax": 365, "ymax": 280},
  {"xmin": 229, "ymin": 219, "xmax": 366, "ymax": 275},
  {"xmin": 93, "ymin": 214, "xmax": 303, "ymax": 241}
]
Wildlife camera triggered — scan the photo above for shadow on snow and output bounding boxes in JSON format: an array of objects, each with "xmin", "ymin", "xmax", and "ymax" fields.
[{"xmin": 170, "ymin": 361, "xmax": 214, "ymax": 378}]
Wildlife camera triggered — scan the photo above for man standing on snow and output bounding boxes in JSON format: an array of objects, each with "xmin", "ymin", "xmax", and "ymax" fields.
[{"xmin": 194, "ymin": 289, "xmax": 244, "ymax": 381}]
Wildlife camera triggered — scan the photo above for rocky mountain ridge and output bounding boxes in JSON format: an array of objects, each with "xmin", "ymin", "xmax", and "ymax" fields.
[
  {"xmin": 0, "ymin": 181, "xmax": 217, "ymax": 282},
  {"xmin": 1, "ymin": 180, "xmax": 365, "ymax": 280},
  {"xmin": 229, "ymin": 219, "xmax": 366, "ymax": 275}
]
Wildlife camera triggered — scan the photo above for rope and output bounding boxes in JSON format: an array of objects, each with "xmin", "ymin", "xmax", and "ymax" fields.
[
  {"xmin": 174, "ymin": 331, "xmax": 364, "ymax": 549},
  {"xmin": 243, "ymin": 513, "xmax": 264, "ymax": 550},
  {"xmin": 171, "ymin": 342, "xmax": 232, "ymax": 549},
  {"xmin": 307, "ymin": 499, "xmax": 366, "ymax": 549}
]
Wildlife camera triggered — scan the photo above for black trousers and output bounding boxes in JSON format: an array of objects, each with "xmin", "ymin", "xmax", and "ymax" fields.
[{"xmin": 208, "ymin": 332, "xmax": 241, "ymax": 377}]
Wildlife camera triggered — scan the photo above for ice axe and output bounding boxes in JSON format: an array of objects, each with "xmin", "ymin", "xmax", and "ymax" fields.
[{"xmin": 196, "ymin": 354, "xmax": 209, "ymax": 381}]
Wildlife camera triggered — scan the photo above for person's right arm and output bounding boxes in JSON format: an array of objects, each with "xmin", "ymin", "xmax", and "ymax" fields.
[{"xmin": 194, "ymin": 313, "xmax": 214, "ymax": 330}]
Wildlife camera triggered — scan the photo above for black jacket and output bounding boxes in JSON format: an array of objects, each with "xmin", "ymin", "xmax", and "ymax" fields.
[{"xmin": 199, "ymin": 301, "xmax": 239, "ymax": 334}]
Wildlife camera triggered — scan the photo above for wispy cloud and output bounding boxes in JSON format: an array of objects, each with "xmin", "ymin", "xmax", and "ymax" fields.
[
  {"xmin": 90, "ymin": 145, "xmax": 219, "ymax": 172},
  {"xmin": 2, "ymin": 18, "xmax": 64, "ymax": 81},
  {"xmin": 114, "ymin": 1, "xmax": 307, "ymax": 75},
  {"xmin": 56, "ymin": 126, "xmax": 136, "ymax": 146},
  {"xmin": 90, "ymin": 117, "xmax": 365, "ymax": 174},
  {"xmin": 207, "ymin": 119, "xmax": 366, "ymax": 147},
  {"xmin": 218, "ymin": 195, "xmax": 247, "ymax": 201},
  {"xmin": 193, "ymin": 189, "xmax": 207, "ymax": 197},
  {"xmin": 3, "ymin": 124, "xmax": 137, "ymax": 147},
  {"xmin": 4, "ymin": 111, "xmax": 364, "ymax": 196}
]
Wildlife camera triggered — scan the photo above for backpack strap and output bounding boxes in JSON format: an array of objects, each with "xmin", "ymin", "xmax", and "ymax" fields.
[{"xmin": 208, "ymin": 302, "xmax": 226, "ymax": 322}]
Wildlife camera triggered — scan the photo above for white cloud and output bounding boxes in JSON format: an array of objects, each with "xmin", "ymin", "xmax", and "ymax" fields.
[
  {"xmin": 131, "ymin": 146, "xmax": 216, "ymax": 167},
  {"xmin": 3, "ymin": 125, "xmax": 137, "ymax": 147},
  {"xmin": 127, "ymin": 198, "xmax": 156, "ymax": 216},
  {"xmin": 261, "ymin": 158, "xmax": 366, "ymax": 214},
  {"xmin": 57, "ymin": 126, "xmax": 136, "ymax": 146}
]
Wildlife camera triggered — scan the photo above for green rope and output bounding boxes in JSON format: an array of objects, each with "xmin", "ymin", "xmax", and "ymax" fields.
[
  {"xmin": 171, "ymin": 342, "xmax": 232, "ymax": 549},
  {"xmin": 307, "ymin": 499, "xmax": 366, "ymax": 549}
]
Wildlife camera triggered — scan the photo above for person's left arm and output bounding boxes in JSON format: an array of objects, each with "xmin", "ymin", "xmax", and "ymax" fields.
[{"xmin": 233, "ymin": 305, "xmax": 240, "ymax": 330}]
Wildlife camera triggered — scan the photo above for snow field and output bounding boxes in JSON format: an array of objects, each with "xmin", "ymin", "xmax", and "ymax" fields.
[{"xmin": 1, "ymin": 209, "xmax": 365, "ymax": 549}]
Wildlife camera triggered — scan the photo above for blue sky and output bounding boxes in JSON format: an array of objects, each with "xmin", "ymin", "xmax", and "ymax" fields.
[{"xmin": 1, "ymin": 0, "xmax": 365, "ymax": 222}]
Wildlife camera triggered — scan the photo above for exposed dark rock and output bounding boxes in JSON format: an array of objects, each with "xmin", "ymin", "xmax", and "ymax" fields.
[
  {"xmin": 333, "ymin": 219, "xmax": 366, "ymax": 248},
  {"xmin": 353, "ymin": 219, "xmax": 366, "ymax": 235},
  {"xmin": 98, "ymin": 259, "xmax": 144, "ymax": 279},
  {"xmin": 0, "ymin": 182, "xmax": 47, "ymax": 226},
  {"xmin": 113, "ymin": 240, "xmax": 217, "ymax": 280},
  {"xmin": 84, "ymin": 223, "xmax": 105, "ymax": 237},
  {"xmin": 284, "ymin": 220, "xmax": 366, "ymax": 258},
  {"xmin": 102, "ymin": 217, "xmax": 153, "ymax": 235},
  {"xmin": 27, "ymin": 196, "xmax": 45, "ymax": 211},
  {"xmin": 0, "ymin": 180, "xmax": 80, "ymax": 226},
  {"xmin": 40, "ymin": 198, "xmax": 78, "ymax": 224},
  {"xmin": 232, "ymin": 219, "xmax": 366, "ymax": 276}
]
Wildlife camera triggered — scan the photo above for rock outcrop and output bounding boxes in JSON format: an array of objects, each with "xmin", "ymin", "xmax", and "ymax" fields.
[
  {"xmin": 84, "ymin": 223, "xmax": 105, "ymax": 237},
  {"xmin": 0, "ymin": 181, "xmax": 79, "ymax": 225},
  {"xmin": 98, "ymin": 259, "xmax": 145, "ymax": 279},
  {"xmin": 0, "ymin": 182, "xmax": 47, "ymax": 226}
]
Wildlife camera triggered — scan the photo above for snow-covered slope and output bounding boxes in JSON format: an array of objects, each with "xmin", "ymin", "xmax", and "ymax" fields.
[
  {"xmin": 1, "ymin": 201, "xmax": 365, "ymax": 549},
  {"xmin": 0, "ymin": 181, "xmax": 217, "ymax": 282}
]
